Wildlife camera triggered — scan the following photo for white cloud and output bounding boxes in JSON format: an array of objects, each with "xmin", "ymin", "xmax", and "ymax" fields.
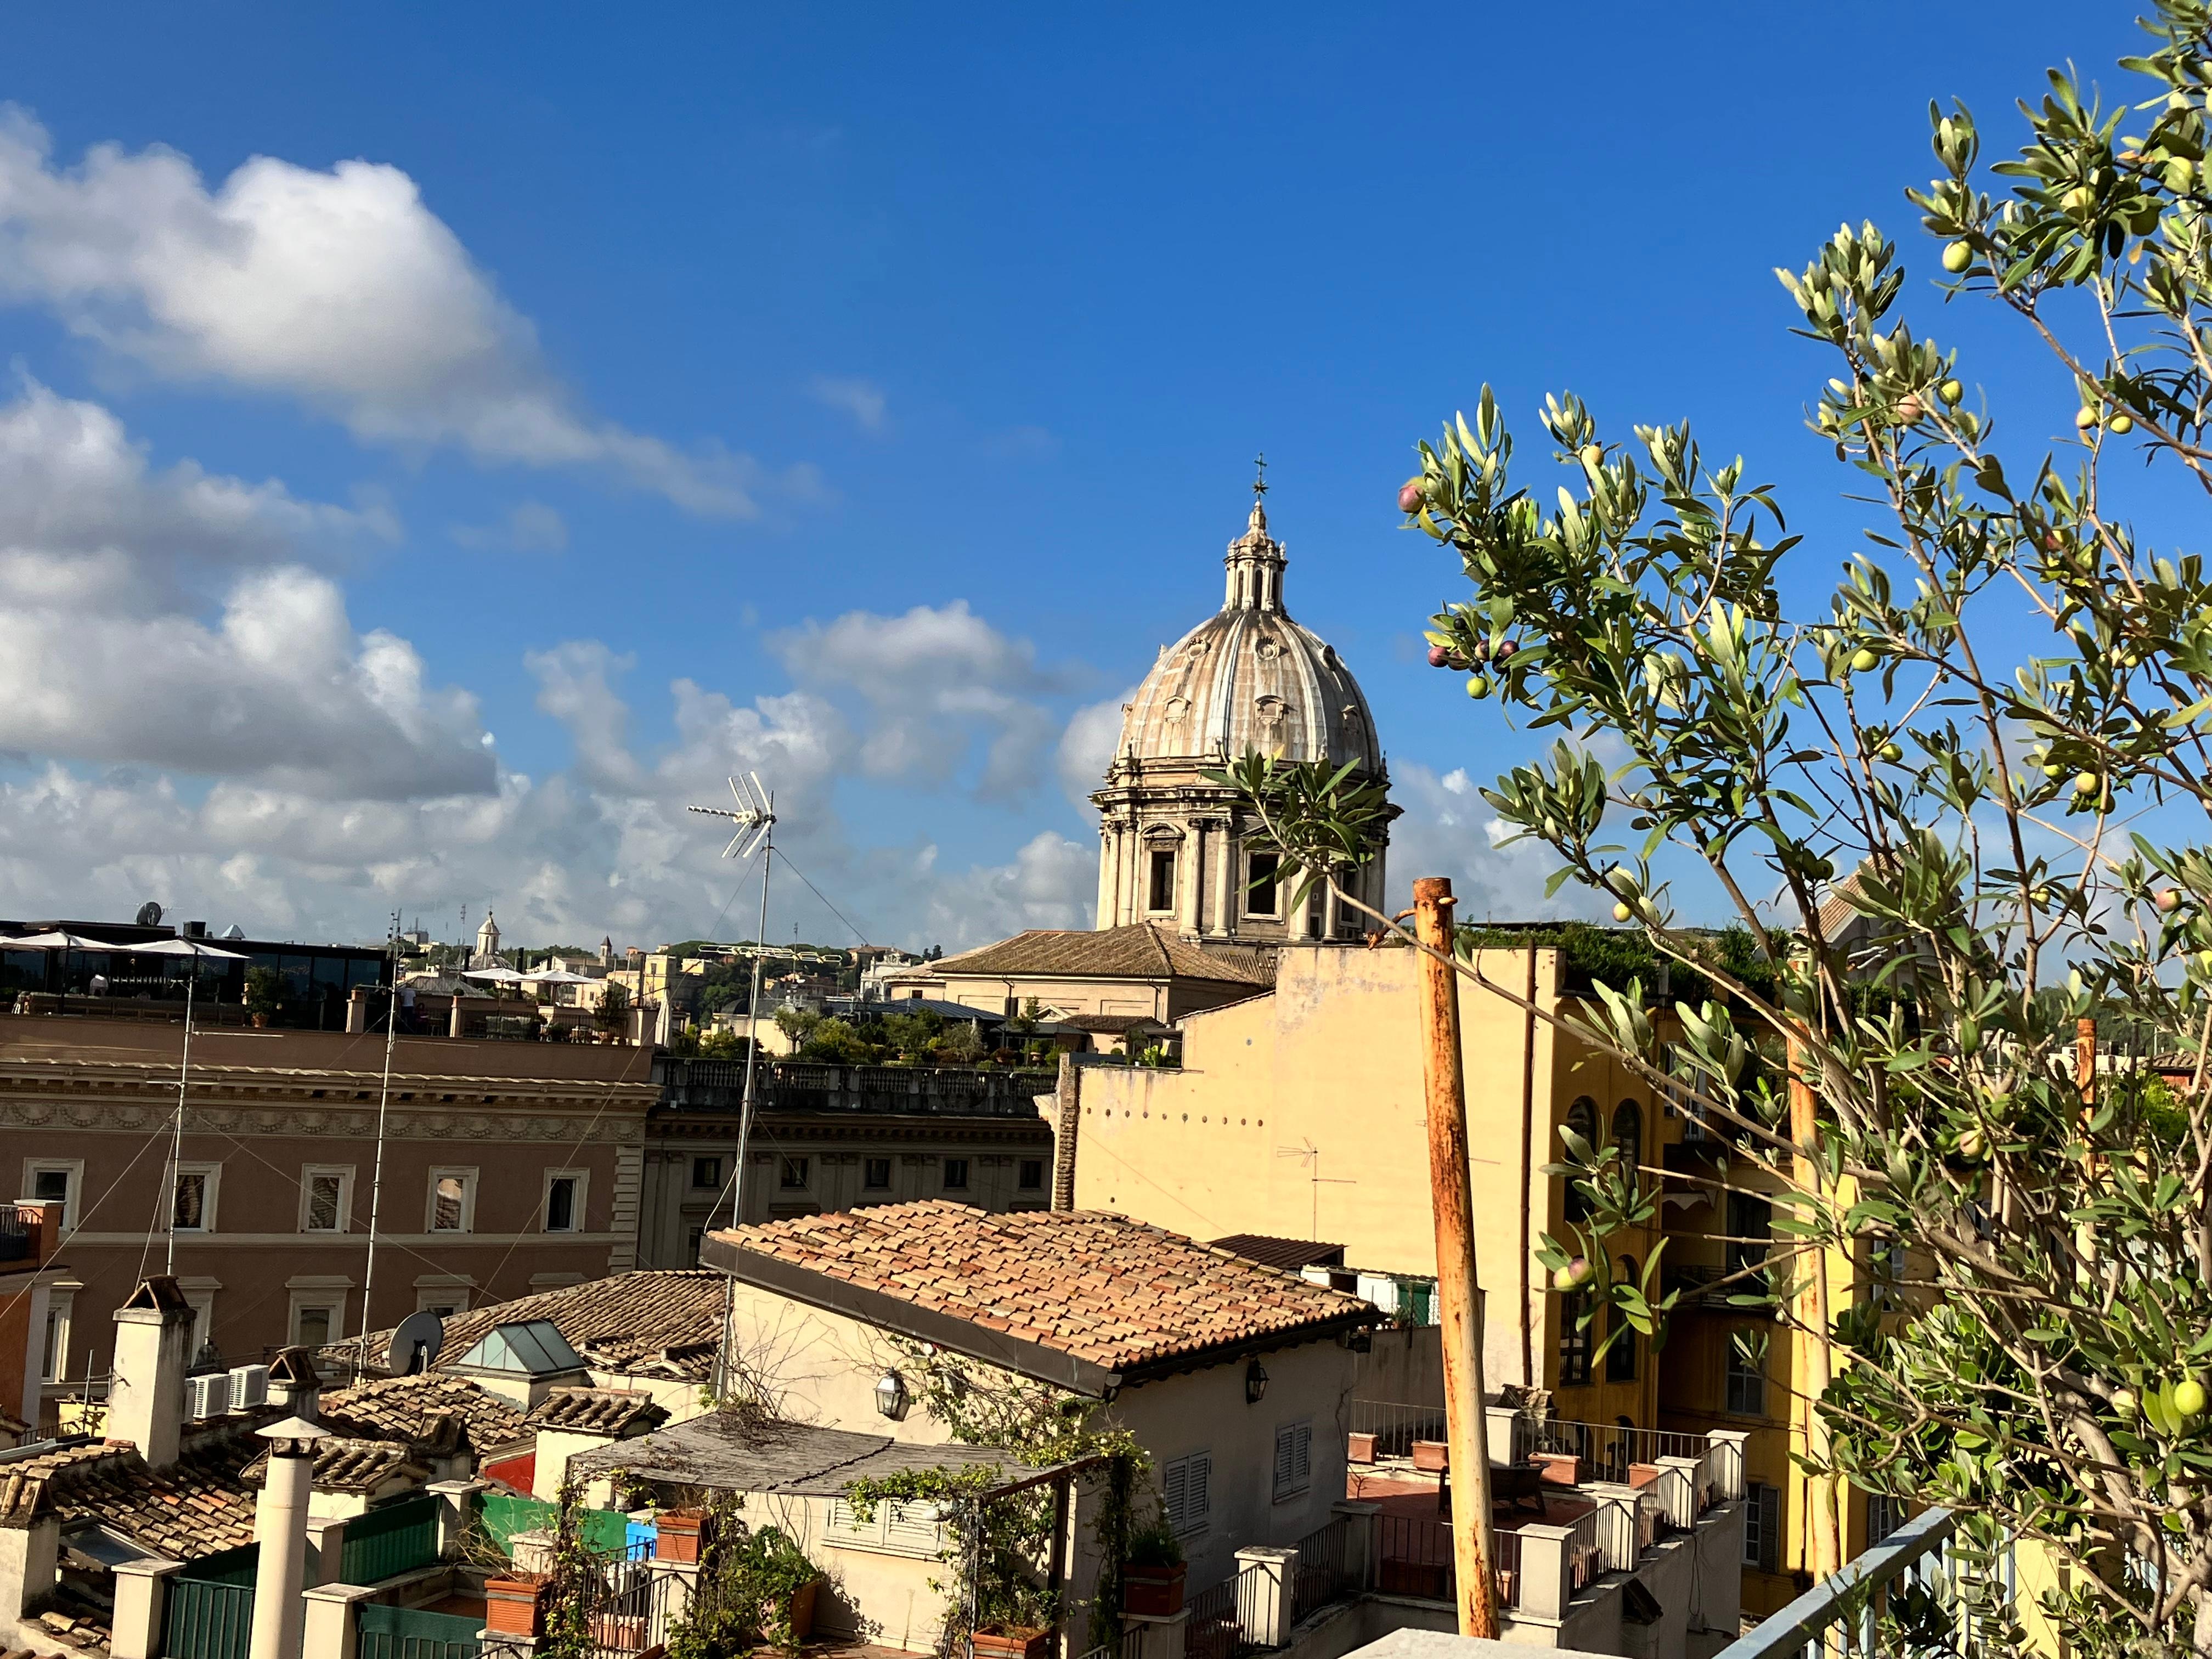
[
  {"xmin": 450, "ymin": 500, "xmax": 567, "ymax": 552},
  {"xmin": 1057, "ymin": 690, "xmax": 1133, "ymax": 807},
  {"xmin": 1386, "ymin": 761, "xmax": 1613, "ymax": 924},
  {"xmin": 771, "ymin": 601, "xmax": 1075, "ymax": 800},
  {"xmin": 0, "ymin": 108, "xmax": 766, "ymax": 516},
  {"xmin": 917, "ymin": 831, "xmax": 1096, "ymax": 946},
  {"xmin": 808, "ymin": 375, "xmax": 887, "ymax": 433}
]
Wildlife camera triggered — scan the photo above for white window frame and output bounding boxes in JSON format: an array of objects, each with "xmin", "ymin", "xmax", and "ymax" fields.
[
  {"xmin": 288, "ymin": 1297, "xmax": 344, "ymax": 1348},
  {"xmin": 24, "ymin": 1159, "xmax": 82, "ymax": 1233},
  {"xmin": 1163, "ymin": 1451, "xmax": 1212, "ymax": 1538},
  {"xmin": 1272, "ymin": 1419, "xmax": 1313, "ymax": 1503},
  {"xmin": 1725, "ymin": 1330, "xmax": 1768, "ymax": 1418},
  {"xmin": 299, "ymin": 1165, "xmax": 354, "ymax": 1234},
  {"xmin": 542, "ymin": 1169, "xmax": 588, "ymax": 1234},
  {"xmin": 168, "ymin": 1161, "xmax": 222, "ymax": 1234},
  {"xmin": 39, "ymin": 1290, "xmax": 74, "ymax": 1384},
  {"xmin": 1245, "ymin": 851, "xmax": 1281, "ymax": 918},
  {"xmin": 778, "ymin": 1156, "xmax": 810, "ymax": 1191},
  {"xmin": 821, "ymin": 1497, "xmax": 947, "ymax": 1559},
  {"xmin": 426, "ymin": 1167, "xmax": 478, "ymax": 1233}
]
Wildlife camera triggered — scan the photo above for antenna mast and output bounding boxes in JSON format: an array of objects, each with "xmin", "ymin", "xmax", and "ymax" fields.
[{"xmin": 356, "ymin": 910, "xmax": 402, "ymax": 1381}]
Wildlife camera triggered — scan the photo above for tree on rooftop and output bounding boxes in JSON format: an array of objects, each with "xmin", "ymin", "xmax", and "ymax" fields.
[{"xmin": 1220, "ymin": 4, "xmax": 2212, "ymax": 1648}]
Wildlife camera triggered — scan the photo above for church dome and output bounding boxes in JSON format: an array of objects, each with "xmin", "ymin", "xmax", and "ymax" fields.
[{"xmin": 1111, "ymin": 496, "xmax": 1384, "ymax": 776}]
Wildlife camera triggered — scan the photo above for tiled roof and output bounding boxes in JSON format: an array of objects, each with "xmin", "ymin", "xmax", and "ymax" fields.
[
  {"xmin": 712, "ymin": 1200, "xmax": 1376, "ymax": 1376},
  {"xmin": 1210, "ymin": 1234, "xmax": 1346, "ymax": 1272},
  {"xmin": 928, "ymin": 925, "xmax": 1272, "ymax": 986},
  {"xmin": 306, "ymin": 1438, "xmax": 423, "ymax": 1493},
  {"xmin": 349, "ymin": 1271, "xmax": 726, "ymax": 1385},
  {"xmin": 525, "ymin": 1387, "xmax": 669, "ymax": 1436},
  {"xmin": 0, "ymin": 1430, "xmax": 262, "ymax": 1559},
  {"xmin": 323, "ymin": 1373, "xmax": 527, "ymax": 1451}
]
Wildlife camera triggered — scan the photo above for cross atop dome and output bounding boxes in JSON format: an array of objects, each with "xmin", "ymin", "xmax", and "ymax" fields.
[
  {"xmin": 1250, "ymin": 452, "xmax": 1268, "ymax": 531},
  {"xmin": 1225, "ymin": 459, "xmax": 1286, "ymax": 612}
]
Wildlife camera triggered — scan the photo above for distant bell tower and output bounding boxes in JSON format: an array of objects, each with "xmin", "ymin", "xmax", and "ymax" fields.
[{"xmin": 474, "ymin": 909, "xmax": 501, "ymax": 966}]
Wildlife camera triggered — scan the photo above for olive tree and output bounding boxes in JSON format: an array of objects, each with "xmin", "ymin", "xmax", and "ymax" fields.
[{"xmin": 1216, "ymin": 5, "xmax": 2212, "ymax": 1649}]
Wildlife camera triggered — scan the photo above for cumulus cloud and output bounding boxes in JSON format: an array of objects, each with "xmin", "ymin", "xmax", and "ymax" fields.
[
  {"xmin": 1057, "ymin": 690, "xmax": 1133, "ymax": 807},
  {"xmin": 0, "ymin": 108, "xmax": 766, "ymax": 515},
  {"xmin": 1386, "ymin": 760, "xmax": 1613, "ymax": 924},
  {"xmin": 771, "ymin": 601, "xmax": 1077, "ymax": 800},
  {"xmin": 450, "ymin": 501, "xmax": 567, "ymax": 552},
  {"xmin": 917, "ymin": 830, "xmax": 1096, "ymax": 944},
  {"xmin": 808, "ymin": 375, "xmax": 887, "ymax": 433}
]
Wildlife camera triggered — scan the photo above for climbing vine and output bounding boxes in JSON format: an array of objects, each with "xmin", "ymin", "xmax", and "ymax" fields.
[
  {"xmin": 663, "ymin": 1488, "xmax": 823, "ymax": 1659},
  {"xmin": 843, "ymin": 1341, "xmax": 1150, "ymax": 1657},
  {"xmin": 538, "ymin": 1480, "xmax": 599, "ymax": 1659}
]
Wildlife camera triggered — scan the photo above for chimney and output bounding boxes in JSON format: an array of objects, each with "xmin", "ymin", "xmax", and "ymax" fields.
[
  {"xmin": 109, "ymin": 1277, "xmax": 195, "ymax": 1468},
  {"xmin": 183, "ymin": 921, "xmax": 207, "ymax": 939},
  {"xmin": 267, "ymin": 1346, "xmax": 323, "ymax": 1419}
]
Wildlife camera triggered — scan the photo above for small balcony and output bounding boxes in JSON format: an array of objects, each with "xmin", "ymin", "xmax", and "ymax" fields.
[{"xmin": 0, "ymin": 1202, "xmax": 55, "ymax": 1273}]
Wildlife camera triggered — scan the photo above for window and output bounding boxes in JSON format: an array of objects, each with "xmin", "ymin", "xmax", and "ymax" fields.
[
  {"xmin": 1612, "ymin": 1100, "xmax": 1643, "ymax": 1200},
  {"xmin": 26, "ymin": 1161, "xmax": 80, "ymax": 1231},
  {"xmin": 1559, "ymin": 1294, "xmax": 1592, "ymax": 1385},
  {"xmin": 1867, "ymin": 1493, "xmax": 1904, "ymax": 1546},
  {"xmin": 686, "ymin": 1225, "xmax": 706, "ymax": 1261},
  {"xmin": 1306, "ymin": 885, "xmax": 1324, "ymax": 936},
  {"xmin": 1148, "ymin": 849, "xmax": 1177, "ymax": 913},
  {"xmin": 1561, "ymin": 1100, "xmax": 1596, "ymax": 1222},
  {"xmin": 38, "ymin": 1294, "xmax": 71, "ymax": 1384},
  {"xmin": 427, "ymin": 1169, "xmax": 476, "ymax": 1232},
  {"xmin": 943, "ymin": 1158, "xmax": 970, "ymax": 1190},
  {"xmin": 301, "ymin": 1167, "xmax": 351, "ymax": 1233},
  {"xmin": 691, "ymin": 1156, "xmax": 723, "ymax": 1191},
  {"xmin": 1163, "ymin": 1451, "xmax": 1212, "ymax": 1537},
  {"xmin": 1272, "ymin": 1420, "xmax": 1313, "ymax": 1503},
  {"xmin": 1725, "ymin": 1329, "xmax": 1767, "ymax": 1416},
  {"xmin": 1726, "ymin": 1190, "xmax": 1772, "ymax": 1286},
  {"xmin": 544, "ymin": 1171, "xmax": 585, "ymax": 1233},
  {"xmin": 170, "ymin": 1164, "xmax": 219, "ymax": 1233},
  {"xmin": 1606, "ymin": 1256, "xmax": 1638, "ymax": 1381},
  {"xmin": 1745, "ymin": 1483, "xmax": 1781, "ymax": 1571},
  {"xmin": 864, "ymin": 1158, "xmax": 892, "ymax": 1190},
  {"xmin": 1018, "ymin": 1159, "xmax": 1043, "ymax": 1190},
  {"xmin": 823, "ymin": 1498, "xmax": 947, "ymax": 1558},
  {"xmin": 780, "ymin": 1157, "xmax": 810, "ymax": 1190},
  {"xmin": 181, "ymin": 1288, "xmax": 217, "ymax": 1358},
  {"xmin": 294, "ymin": 1305, "xmax": 336, "ymax": 1348},
  {"xmin": 1246, "ymin": 852, "xmax": 1280, "ymax": 917}
]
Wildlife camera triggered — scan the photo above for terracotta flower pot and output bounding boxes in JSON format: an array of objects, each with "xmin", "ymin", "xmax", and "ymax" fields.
[
  {"xmin": 1411, "ymin": 1440, "xmax": 1449, "ymax": 1472},
  {"xmin": 1346, "ymin": 1431, "xmax": 1377, "ymax": 1465},
  {"xmin": 971, "ymin": 1624, "xmax": 1051, "ymax": 1659},
  {"xmin": 484, "ymin": 1576, "xmax": 549, "ymax": 1637},
  {"xmin": 1532, "ymin": 1451, "xmax": 1583, "ymax": 1487},
  {"xmin": 1627, "ymin": 1462, "xmax": 1661, "ymax": 1489},
  {"xmin": 1122, "ymin": 1561, "xmax": 1187, "ymax": 1617},
  {"xmin": 785, "ymin": 1579, "xmax": 821, "ymax": 1644},
  {"xmin": 654, "ymin": 1508, "xmax": 705, "ymax": 1564}
]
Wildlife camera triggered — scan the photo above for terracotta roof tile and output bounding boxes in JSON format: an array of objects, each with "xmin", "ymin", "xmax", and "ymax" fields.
[
  {"xmin": 525, "ymin": 1387, "xmax": 669, "ymax": 1436},
  {"xmin": 348, "ymin": 1271, "xmax": 725, "ymax": 1385},
  {"xmin": 323, "ymin": 1373, "xmax": 526, "ymax": 1451},
  {"xmin": 925, "ymin": 924, "xmax": 1273, "ymax": 987},
  {"xmin": 712, "ymin": 1200, "xmax": 1376, "ymax": 1374}
]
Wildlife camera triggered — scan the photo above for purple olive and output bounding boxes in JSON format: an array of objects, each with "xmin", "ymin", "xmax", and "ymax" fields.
[
  {"xmin": 1398, "ymin": 479, "xmax": 1424, "ymax": 515},
  {"xmin": 1427, "ymin": 644, "xmax": 1450, "ymax": 669},
  {"xmin": 1494, "ymin": 640, "xmax": 1517, "ymax": 663}
]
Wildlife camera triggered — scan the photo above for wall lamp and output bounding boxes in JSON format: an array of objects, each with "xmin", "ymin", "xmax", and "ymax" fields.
[{"xmin": 1245, "ymin": 1358, "xmax": 1269, "ymax": 1406}]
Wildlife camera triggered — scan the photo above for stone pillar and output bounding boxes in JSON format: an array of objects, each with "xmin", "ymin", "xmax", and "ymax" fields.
[
  {"xmin": 1513, "ymin": 1523, "xmax": 1576, "ymax": 1620},
  {"xmin": 1654, "ymin": 1455, "xmax": 1702, "ymax": 1530},
  {"xmin": 1486, "ymin": 1402, "xmax": 1526, "ymax": 1466},
  {"xmin": 344, "ymin": 990, "xmax": 368, "ymax": 1035},
  {"xmin": 110, "ymin": 1280, "xmax": 195, "ymax": 1469},
  {"xmin": 1330, "ymin": 1500, "xmax": 1380, "ymax": 1592},
  {"xmin": 0, "ymin": 1516, "xmax": 60, "ymax": 1626},
  {"xmin": 1178, "ymin": 823, "xmax": 1205, "ymax": 936},
  {"xmin": 508, "ymin": 1531, "xmax": 558, "ymax": 1576},
  {"xmin": 1209, "ymin": 821, "xmax": 1234, "ymax": 936},
  {"xmin": 109, "ymin": 1557, "xmax": 183, "ymax": 1659},
  {"xmin": 1095, "ymin": 822, "xmax": 1119, "ymax": 930},
  {"xmin": 429, "ymin": 1478, "xmax": 486, "ymax": 1558},
  {"xmin": 658, "ymin": 1559, "xmax": 700, "ymax": 1622},
  {"xmin": 250, "ymin": 1421, "xmax": 326, "ymax": 1659},
  {"xmin": 1707, "ymin": 1429, "xmax": 1748, "ymax": 1502},
  {"xmin": 1122, "ymin": 1607, "xmax": 1188, "ymax": 1659},
  {"xmin": 1233, "ymin": 1545, "xmax": 1297, "ymax": 1647},
  {"xmin": 448, "ymin": 998, "xmax": 465, "ymax": 1038},
  {"xmin": 304, "ymin": 1517, "xmax": 349, "ymax": 1587},
  {"xmin": 301, "ymin": 1583, "xmax": 377, "ymax": 1659}
]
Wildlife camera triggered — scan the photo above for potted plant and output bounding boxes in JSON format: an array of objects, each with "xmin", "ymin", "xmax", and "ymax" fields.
[
  {"xmin": 483, "ymin": 1572, "xmax": 550, "ymax": 1637},
  {"xmin": 970, "ymin": 1625, "xmax": 1052, "ymax": 1659},
  {"xmin": 1411, "ymin": 1439, "xmax": 1449, "ymax": 1472},
  {"xmin": 1121, "ymin": 1513, "xmax": 1187, "ymax": 1617},
  {"xmin": 243, "ymin": 967, "xmax": 282, "ymax": 1029}
]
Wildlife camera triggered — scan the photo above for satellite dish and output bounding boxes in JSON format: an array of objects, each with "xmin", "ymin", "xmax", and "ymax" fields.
[
  {"xmin": 387, "ymin": 1310, "xmax": 445, "ymax": 1377},
  {"xmin": 136, "ymin": 901, "xmax": 164, "ymax": 927}
]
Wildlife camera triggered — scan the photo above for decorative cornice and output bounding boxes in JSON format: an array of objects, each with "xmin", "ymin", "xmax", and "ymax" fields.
[{"xmin": 0, "ymin": 1098, "xmax": 647, "ymax": 1142}]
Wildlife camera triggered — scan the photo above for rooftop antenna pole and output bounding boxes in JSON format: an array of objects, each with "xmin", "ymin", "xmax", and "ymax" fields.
[
  {"xmin": 689, "ymin": 776, "xmax": 776, "ymax": 1408},
  {"xmin": 165, "ymin": 967, "xmax": 195, "ymax": 1276},
  {"xmin": 355, "ymin": 911, "xmax": 403, "ymax": 1382}
]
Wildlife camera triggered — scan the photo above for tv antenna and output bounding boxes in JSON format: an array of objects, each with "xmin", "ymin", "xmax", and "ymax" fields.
[{"xmin": 689, "ymin": 774, "xmax": 776, "ymax": 1405}]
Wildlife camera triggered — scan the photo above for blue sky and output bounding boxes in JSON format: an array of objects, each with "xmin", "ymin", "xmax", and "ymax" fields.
[{"xmin": 0, "ymin": 3, "xmax": 2163, "ymax": 951}]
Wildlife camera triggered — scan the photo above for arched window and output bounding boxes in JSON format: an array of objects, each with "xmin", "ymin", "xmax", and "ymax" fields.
[
  {"xmin": 1563, "ymin": 1098, "xmax": 1598, "ymax": 1222},
  {"xmin": 1606, "ymin": 1255, "xmax": 1639, "ymax": 1383},
  {"xmin": 1612, "ymin": 1100, "xmax": 1644, "ymax": 1201}
]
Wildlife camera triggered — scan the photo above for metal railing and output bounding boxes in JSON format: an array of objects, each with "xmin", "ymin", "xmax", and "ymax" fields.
[
  {"xmin": 1565, "ymin": 1506, "xmax": 1606, "ymax": 1593},
  {"xmin": 1491, "ymin": 1529, "xmax": 1523, "ymax": 1611},
  {"xmin": 1521, "ymin": 1418, "xmax": 1709, "ymax": 1481},
  {"xmin": 1714, "ymin": 1508, "xmax": 1961, "ymax": 1659},
  {"xmin": 1375, "ymin": 1512, "xmax": 1454, "ymax": 1602},
  {"xmin": 0, "ymin": 1203, "xmax": 36, "ymax": 1265},
  {"xmin": 1288, "ymin": 1517, "xmax": 1358, "ymax": 1623},
  {"xmin": 1072, "ymin": 1628, "xmax": 1146, "ymax": 1659},
  {"xmin": 1347, "ymin": 1398, "xmax": 1448, "ymax": 1460},
  {"xmin": 1183, "ymin": 1565, "xmax": 1266, "ymax": 1659}
]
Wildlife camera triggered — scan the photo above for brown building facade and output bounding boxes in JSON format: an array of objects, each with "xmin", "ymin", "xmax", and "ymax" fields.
[{"xmin": 1, "ymin": 1012, "xmax": 658, "ymax": 1426}]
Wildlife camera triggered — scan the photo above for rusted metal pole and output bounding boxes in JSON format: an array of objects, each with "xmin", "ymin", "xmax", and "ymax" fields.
[
  {"xmin": 2076, "ymin": 1015, "xmax": 2097, "ymax": 1107},
  {"xmin": 1787, "ymin": 1034, "xmax": 1841, "ymax": 1582},
  {"xmin": 1413, "ymin": 877, "xmax": 1497, "ymax": 1638}
]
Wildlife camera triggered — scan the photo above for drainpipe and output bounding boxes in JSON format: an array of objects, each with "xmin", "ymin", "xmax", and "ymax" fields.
[{"xmin": 250, "ymin": 1417, "xmax": 328, "ymax": 1659}]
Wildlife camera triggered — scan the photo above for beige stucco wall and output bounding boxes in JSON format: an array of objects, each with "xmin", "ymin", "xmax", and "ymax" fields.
[{"xmin": 1068, "ymin": 944, "xmax": 1564, "ymax": 1390}]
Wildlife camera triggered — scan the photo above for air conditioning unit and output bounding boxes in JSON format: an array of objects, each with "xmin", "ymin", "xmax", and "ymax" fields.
[
  {"xmin": 228, "ymin": 1365, "xmax": 269, "ymax": 1410},
  {"xmin": 185, "ymin": 1373, "xmax": 230, "ymax": 1421}
]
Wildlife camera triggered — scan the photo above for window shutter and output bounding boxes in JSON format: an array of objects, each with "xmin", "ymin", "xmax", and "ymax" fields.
[
  {"xmin": 1164, "ymin": 1459, "xmax": 1188, "ymax": 1530},
  {"xmin": 1273, "ymin": 1427, "xmax": 1295, "ymax": 1499},
  {"xmin": 1188, "ymin": 1453, "xmax": 1211, "ymax": 1526},
  {"xmin": 1294, "ymin": 1421, "xmax": 1312, "ymax": 1482},
  {"xmin": 1758, "ymin": 1485, "xmax": 1780, "ymax": 1572},
  {"xmin": 887, "ymin": 1502, "xmax": 940, "ymax": 1551}
]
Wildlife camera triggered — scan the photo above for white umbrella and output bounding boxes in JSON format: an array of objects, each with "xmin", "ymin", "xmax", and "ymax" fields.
[
  {"xmin": 461, "ymin": 966, "xmax": 526, "ymax": 983},
  {"xmin": 127, "ymin": 939, "xmax": 251, "ymax": 962},
  {"xmin": 3, "ymin": 929, "xmax": 122, "ymax": 951},
  {"xmin": 525, "ymin": 969, "xmax": 596, "ymax": 984}
]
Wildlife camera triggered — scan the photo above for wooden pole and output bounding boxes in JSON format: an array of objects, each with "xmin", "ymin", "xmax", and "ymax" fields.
[
  {"xmin": 1412, "ymin": 877, "xmax": 1497, "ymax": 1638},
  {"xmin": 2076, "ymin": 1015, "xmax": 2097, "ymax": 1107},
  {"xmin": 1787, "ymin": 1034, "xmax": 1841, "ymax": 1582}
]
